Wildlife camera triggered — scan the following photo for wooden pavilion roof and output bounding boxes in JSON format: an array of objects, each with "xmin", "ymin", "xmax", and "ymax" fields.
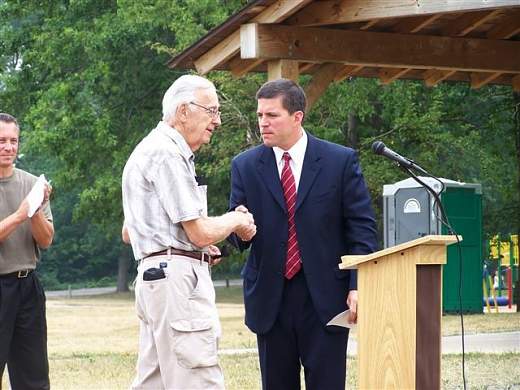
[{"xmin": 168, "ymin": 0, "xmax": 520, "ymax": 109}]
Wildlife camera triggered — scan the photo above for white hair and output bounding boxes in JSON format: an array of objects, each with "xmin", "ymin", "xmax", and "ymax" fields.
[{"xmin": 162, "ymin": 75, "xmax": 216, "ymax": 122}]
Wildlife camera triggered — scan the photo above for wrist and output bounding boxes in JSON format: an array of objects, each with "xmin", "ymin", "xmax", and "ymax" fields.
[{"xmin": 15, "ymin": 209, "xmax": 27, "ymax": 223}]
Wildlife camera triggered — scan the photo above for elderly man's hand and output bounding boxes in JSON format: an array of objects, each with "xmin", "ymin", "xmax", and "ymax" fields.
[{"xmin": 234, "ymin": 205, "xmax": 257, "ymax": 241}]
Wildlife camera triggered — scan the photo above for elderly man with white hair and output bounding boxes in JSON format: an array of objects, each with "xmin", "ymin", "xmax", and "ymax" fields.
[{"xmin": 122, "ymin": 74, "xmax": 256, "ymax": 389}]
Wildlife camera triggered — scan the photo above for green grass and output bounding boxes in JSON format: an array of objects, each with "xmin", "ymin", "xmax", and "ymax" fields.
[{"xmin": 1, "ymin": 286, "xmax": 519, "ymax": 389}]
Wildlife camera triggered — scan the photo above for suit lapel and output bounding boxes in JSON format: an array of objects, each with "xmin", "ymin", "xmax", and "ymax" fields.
[
  {"xmin": 257, "ymin": 146, "xmax": 286, "ymax": 211},
  {"xmin": 296, "ymin": 134, "xmax": 322, "ymax": 211}
]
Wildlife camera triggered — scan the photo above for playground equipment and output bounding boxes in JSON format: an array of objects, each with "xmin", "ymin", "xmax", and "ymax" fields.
[{"xmin": 484, "ymin": 234, "xmax": 518, "ymax": 311}]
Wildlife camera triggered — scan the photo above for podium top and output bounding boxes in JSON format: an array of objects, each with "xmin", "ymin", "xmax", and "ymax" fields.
[{"xmin": 340, "ymin": 235, "xmax": 461, "ymax": 270}]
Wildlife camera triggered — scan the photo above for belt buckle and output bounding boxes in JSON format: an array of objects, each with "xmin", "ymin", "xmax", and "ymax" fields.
[{"xmin": 17, "ymin": 270, "xmax": 29, "ymax": 278}]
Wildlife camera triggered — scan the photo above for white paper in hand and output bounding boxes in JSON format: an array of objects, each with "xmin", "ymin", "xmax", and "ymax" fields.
[
  {"xmin": 27, "ymin": 174, "xmax": 47, "ymax": 217},
  {"xmin": 326, "ymin": 309, "xmax": 356, "ymax": 329}
]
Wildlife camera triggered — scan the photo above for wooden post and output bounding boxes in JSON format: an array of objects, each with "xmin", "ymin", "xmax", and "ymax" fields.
[{"xmin": 267, "ymin": 60, "xmax": 299, "ymax": 81}]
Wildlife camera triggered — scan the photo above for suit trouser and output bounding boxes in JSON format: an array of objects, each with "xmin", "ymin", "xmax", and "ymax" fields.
[
  {"xmin": 0, "ymin": 272, "xmax": 49, "ymax": 390},
  {"xmin": 256, "ymin": 270, "xmax": 348, "ymax": 390},
  {"xmin": 131, "ymin": 255, "xmax": 224, "ymax": 390}
]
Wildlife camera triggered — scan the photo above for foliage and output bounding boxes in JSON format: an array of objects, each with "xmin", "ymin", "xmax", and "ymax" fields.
[
  {"xmin": 309, "ymin": 79, "xmax": 518, "ymax": 240},
  {"xmin": 1, "ymin": 1, "xmax": 518, "ymax": 286}
]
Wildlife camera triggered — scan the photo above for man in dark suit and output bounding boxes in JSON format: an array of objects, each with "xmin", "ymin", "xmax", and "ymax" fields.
[{"xmin": 229, "ymin": 79, "xmax": 378, "ymax": 390}]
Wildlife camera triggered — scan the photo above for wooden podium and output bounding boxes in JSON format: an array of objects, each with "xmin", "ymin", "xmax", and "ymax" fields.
[{"xmin": 340, "ymin": 235, "xmax": 459, "ymax": 390}]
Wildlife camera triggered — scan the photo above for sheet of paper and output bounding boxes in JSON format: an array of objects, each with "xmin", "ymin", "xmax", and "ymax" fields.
[
  {"xmin": 326, "ymin": 309, "xmax": 356, "ymax": 329},
  {"xmin": 27, "ymin": 174, "xmax": 47, "ymax": 217}
]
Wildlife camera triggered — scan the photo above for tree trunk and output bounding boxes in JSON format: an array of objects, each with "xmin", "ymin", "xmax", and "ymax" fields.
[
  {"xmin": 117, "ymin": 247, "xmax": 131, "ymax": 292},
  {"xmin": 343, "ymin": 112, "xmax": 359, "ymax": 149},
  {"xmin": 513, "ymin": 91, "xmax": 520, "ymax": 311}
]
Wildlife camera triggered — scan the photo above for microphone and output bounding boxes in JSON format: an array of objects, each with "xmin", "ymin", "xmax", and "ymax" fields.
[{"xmin": 371, "ymin": 141, "xmax": 427, "ymax": 174}]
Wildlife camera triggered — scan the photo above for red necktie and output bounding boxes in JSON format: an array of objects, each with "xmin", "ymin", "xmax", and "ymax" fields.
[{"xmin": 281, "ymin": 152, "xmax": 301, "ymax": 279}]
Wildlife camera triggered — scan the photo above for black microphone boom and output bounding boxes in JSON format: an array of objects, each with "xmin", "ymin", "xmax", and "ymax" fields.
[{"xmin": 371, "ymin": 141, "xmax": 428, "ymax": 174}]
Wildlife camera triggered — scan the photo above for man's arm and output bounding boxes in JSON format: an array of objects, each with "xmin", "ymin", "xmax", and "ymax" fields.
[
  {"xmin": 0, "ymin": 199, "xmax": 29, "ymax": 242},
  {"xmin": 341, "ymin": 150, "xmax": 378, "ymax": 323},
  {"xmin": 342, "ymin": 150, "xmax": 378, "ymax": 292},
  {"xmin": 182, "ymin": 210, "xmax": 254, "ymax": 248},
  {"xmin": 30, "ymin": 209, "xmax": 54, "ymax": 249},
  {"xmin": 122, "ymin": 222, "xmax": 130, "ymax": 244},
  {"xmin": 0, "ymin": 198, "xmax": 53, "ymax": 249}
]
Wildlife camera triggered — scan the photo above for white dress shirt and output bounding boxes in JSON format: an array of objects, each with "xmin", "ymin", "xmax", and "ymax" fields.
[{"xmin": 273, "ymin": 129, "xmax": 308, "ymax": 191}]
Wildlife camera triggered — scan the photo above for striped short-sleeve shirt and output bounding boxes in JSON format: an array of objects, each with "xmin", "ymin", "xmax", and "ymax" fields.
[{"xmin": 122, "ymin": 121, "xmax": 207, "ymax": 260}]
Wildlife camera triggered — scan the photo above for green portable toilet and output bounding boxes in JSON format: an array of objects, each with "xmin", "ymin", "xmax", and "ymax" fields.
[{"xmin": 383, "ymin": 177, "xmax": 482, "ymax": 313}]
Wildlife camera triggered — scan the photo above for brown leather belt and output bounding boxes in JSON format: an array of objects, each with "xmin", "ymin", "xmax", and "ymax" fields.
[
  {"xmin": 145, "ymin": 248, "xmax": 210, "ymax": 263},
  {"xmin": 0, "ymin": 269, "xmax": 33, "ymax": 278}
]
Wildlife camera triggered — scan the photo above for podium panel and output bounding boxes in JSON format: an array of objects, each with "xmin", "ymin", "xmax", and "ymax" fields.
[{"xmin": 358, "ymin": 249, "xmax": 416, "ymax": 388}]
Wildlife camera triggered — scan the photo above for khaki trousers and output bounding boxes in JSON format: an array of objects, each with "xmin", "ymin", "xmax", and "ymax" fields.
[{"xmin": 131, "ymin": 255, "xmax": 224, "ymax": 390}]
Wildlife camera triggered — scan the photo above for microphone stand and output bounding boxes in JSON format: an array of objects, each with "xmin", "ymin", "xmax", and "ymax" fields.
[{"xmin": 394, "ymin": 161, "xmax": 466, "ymax": 390}]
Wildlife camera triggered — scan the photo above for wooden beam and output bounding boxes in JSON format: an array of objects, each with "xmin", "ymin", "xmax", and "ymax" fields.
[
  {"xmin": 423, "ymin": 69, "xmax": 457, "ymax": 87},
  {"xmin": 513, "ymin": 75, "xmax": 520, "ymax": 92},
  {"xmin": 240, "ymin": 23, "xmax": 520, "ymax": 74},
  {"xmin": 486, "ymin": 10, "xmax": 520, "ymax": 39},
  {"xmin": 305, "ymin": 63, "xmax": 345, "ymax": 111},
  {"xmin": 379, "ymin": 68, "xmax": 412, "ymax": 85},
  {"xmin": 287, "ymin": 0, "xmax": 520, "ymax": 26},
  {"xmin": 474, "ymin": 10, "xmax": 520, "ymax": 86},
  {"xmin": 267, "ymin": 60, "xmax": 299, "ymax": 81},
  {"xmin": 193, "ymin": 0, "xmax": 311, "ymax": 75},
  {"xmin": 470, "ymin": 72, "xmax": 502, "ymax": 88},
  {"xmin": 443, "ymin": 9, "xmax": 501, "ymax": 36}
]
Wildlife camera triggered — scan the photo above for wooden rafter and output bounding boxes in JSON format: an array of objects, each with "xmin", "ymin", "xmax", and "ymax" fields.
[
  {"xmin": 334, "ymin": 65, "xmax": 363, "ymax": 82},
  {"xmin": 423, "ymin": 69, "xmax": 457, "ymax": 87},
  {"xmin": 286, "ymin": 0, "xmax": 520, "ymax": 26},
  {"xmin": 194, "ymin": 0, "xmax": 312, "ymax": 75},
  {"xmin": 424, "ymin": 9, "xmax": 502, "ymax": 87},
  {"xmin": 471, "ymin": 72, "xmax": 502, "ymax": 88},
  {"xmin": 393, "ymin": 14, "xmax": 442, "ymax": 33},
  {"xmin": 230, "ymin": 57, "xmax": 264, "ymax": 78},
  {"xmin": 513, "ymin": 75, "xmax": 520, "ymax": 92},
  {"xmin": 304, "ymin": 63, "xmax": 346, "ymax": 111},
  {"xmin": 443, "ymin": 9, "xmax": 501, "ymax": 36},
  {"xmin": 240, "ymin": 23, "xmax": 520, "ymax": 74},
  {"xmin": 467, "ymin": 9, "xmax": 520, "ymax": 88},
  {"xmin": 378, "ymin": 14, "xmax": 440, "ymax": 84},
  {"xmin": 360, "ymin": 19, "xmax": 379, "ymax": 30},
  {"xmin": 486, "ymin": 9, "xmax": 520, "ymax": 39},
  {"xmin": 379, "ymin": 68, "xmax": 412, "ymax": 85},
  {"xmin": 299, "ymin": 63, "xmax": 315, "ymax": 73}
]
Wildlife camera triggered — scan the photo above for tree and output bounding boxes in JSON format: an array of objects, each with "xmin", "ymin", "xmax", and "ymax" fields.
[
  {"xmin": 1, "ymin": 1, "xmax": 517, "ymax": 287},
  {"xmin": 0, "ymin": 0, "xmax": 246, "ymax": 289}
]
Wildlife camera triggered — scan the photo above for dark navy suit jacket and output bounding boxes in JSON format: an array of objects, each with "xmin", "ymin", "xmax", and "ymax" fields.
[{"xmin": 229, "ymin": 133, "xmax": 378, "ymax": 335}]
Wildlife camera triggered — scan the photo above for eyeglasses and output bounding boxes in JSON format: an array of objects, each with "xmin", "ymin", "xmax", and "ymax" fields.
[{"xmin": 189, "ymin": 101, "xmax": 221, "ymax": 118}]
